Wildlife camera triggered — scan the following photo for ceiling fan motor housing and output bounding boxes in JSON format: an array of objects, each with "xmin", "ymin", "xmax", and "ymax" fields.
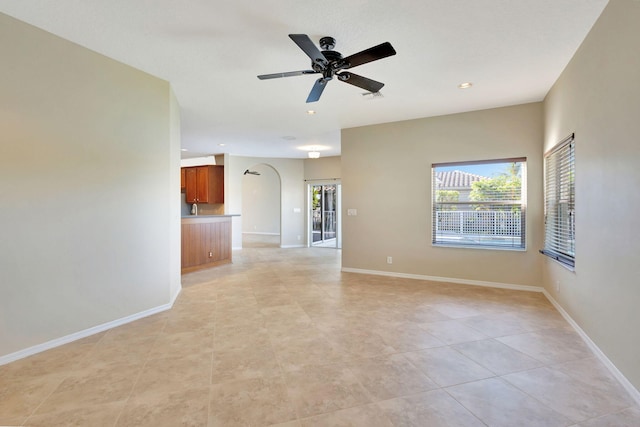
[{"xmin": 319, "ymin": 36, "xmax": 336, "ymax": 50}]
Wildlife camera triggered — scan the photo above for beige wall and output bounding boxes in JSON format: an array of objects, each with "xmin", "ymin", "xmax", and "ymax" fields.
[
  {"xmin": 304, "ymin": 156, "xmax": 342, "ymax": 181},
  {"xmin": 227, "ymin": 156, "xmax": 305, "ymax": 248},
  {"xmin": 0, "ymin": 14, "xmax": 181, "ymax": 358},
  {"xmin": 168, "ymin": 89, "xmax": 182, "ymax": 300},
  {"xmin": 341, "ymin": 103, "xmax": 544, "ymax": 288},
  {"xmin": 242, "ymin": 164, "xmax": 281, "ymax": 234},
  {"xmin": 543, "ymin": 0, "xmax": 640, "ymax": 389}
]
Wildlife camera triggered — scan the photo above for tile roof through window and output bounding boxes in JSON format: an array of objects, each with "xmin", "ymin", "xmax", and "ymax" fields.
[{"xmin": 435, "ymin": 170, "xmax": 488, "ymax": 189}]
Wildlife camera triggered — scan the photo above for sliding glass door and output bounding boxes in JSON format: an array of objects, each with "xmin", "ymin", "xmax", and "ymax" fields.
[{"xmin": 310, "ymin": 184, "xmax": 341, "ymax": 248}]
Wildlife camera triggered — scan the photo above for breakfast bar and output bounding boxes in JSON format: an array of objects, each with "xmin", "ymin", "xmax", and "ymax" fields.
[{"xmin": 181, "ymin": 215, "xmax": 237, "ymax": 274}]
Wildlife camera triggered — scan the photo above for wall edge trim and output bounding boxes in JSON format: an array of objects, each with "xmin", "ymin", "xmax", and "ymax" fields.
[
  {"xmin": 0, "ymin": 296, "xmax": 179, "ymax": 367},
  {"xmin": 542, "ymin": 290, "xmax": 640, "ymax": 406},
  {"xmin": 340, "ymin": 267, "xmax": 542, "ymax": 292}
]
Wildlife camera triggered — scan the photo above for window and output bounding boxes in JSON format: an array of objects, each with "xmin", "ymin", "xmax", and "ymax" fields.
[
  {"xmin": 432, "ymin": 158, "xmax": 526, "ymax": 250},
  {"xmin": 541, "ymin": 134, "xmax": 575, "ymax": 268}
]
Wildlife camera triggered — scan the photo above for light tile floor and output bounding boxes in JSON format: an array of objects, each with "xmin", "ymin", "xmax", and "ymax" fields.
[{"xmin": 1, "ymin": 246, "xmax": 639, "ymax": 426}]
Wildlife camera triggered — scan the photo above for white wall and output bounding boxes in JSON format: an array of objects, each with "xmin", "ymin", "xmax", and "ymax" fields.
[
  {"xmin": 227, "ymin": 156, "xmax": 305, "ymax": 248},
  {"xmin": 242, "ymin": 164, "xmax": 281, "ymax": 234},
  {"xmin": 543, "ymin": 0, "xmax": 640, "ymax": 390},
  {"xmin": 0, "ymin": 14, "xmax": 180, "ymax": 359},
  {"xmin": 341, "ymin": 103, "xmax": 544, "ymax": 288}
]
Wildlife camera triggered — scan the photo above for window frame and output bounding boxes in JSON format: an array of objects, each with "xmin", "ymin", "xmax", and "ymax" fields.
[
  {"xmin": 431, "ymin": 157, "xmax": 527, "ymax": 251},
  {"xmin": 540, "ymin": 134, "xmax": 576, "ymax": 269}
]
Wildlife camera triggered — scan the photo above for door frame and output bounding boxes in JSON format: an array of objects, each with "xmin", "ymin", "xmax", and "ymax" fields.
[{"xmin": 306, "ymin": 181, "xmax": 342, "ymax": 248}]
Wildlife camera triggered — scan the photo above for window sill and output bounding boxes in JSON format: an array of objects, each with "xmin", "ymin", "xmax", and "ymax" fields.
[
  {"xmin": 433, "ymin": 243, "xmax": 526, "ymax": 252},
  {"xmin": 539, "ymin": 249, "xmax": 575, "ymax": 272}
]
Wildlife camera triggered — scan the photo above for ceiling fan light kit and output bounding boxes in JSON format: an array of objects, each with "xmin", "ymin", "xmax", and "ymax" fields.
[{"xmin": 258, "ymin": 34, "xmax": 396, "ymax": 103}]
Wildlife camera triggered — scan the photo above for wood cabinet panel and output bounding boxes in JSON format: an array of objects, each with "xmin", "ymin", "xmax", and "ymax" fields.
[
  {"xmin": 181, "ymin": 217, "xmax": 232, "ymax": 273},
  {"xmin": 183, "ymin": 165, "xmax": 224, "ymax": 204},
  {"xmin": 184, "ymin": 167, "xmax": 198, "ymax": 203}
]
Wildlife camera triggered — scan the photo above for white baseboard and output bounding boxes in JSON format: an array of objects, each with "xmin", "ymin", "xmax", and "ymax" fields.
[
  {"xmin": 280, "ymin": 244, "xmax": 305, "ymax": 249},
  {"xmin": 542, "ymin": 290, "xmax": 640, "ymax": 406},
  {"xmin": 170, "ymin": 283, "xmax": 182, "ymax": 306},
  {"xmin": 242, "ymin": 232, "xmax": 280, "ymax": 236},
  {"xmin": 341, "ymin": 267, "xmax": 543, "ymax": 293},
  {"xmin": 0, "ymin": 292, "xmax": 180, "ymax": 367}
]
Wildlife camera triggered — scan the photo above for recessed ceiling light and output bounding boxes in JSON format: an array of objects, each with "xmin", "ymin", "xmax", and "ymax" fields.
[
  {"xmin": 458, "ymin": 82, "xmax": 473, "ymax": 89},
  {"xmin": 306, "ymin": 110, "xmax": 316, "ymax": 115},
  {"xmin": 180, "ymin": 148, "xmax": 188, "ymax": 151},
  {"xmin": 218, "ymin": 143, "xmax": 226, "ymax": 146},
  {"xmin": 308, "ymin": 151, "xmax": 320, "ymax": 159}
]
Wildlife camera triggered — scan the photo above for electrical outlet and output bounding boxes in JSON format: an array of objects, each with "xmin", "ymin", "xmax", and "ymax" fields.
[{"xmin": 387, "ymin": 256, "xmax": 393, "ymax": 264}]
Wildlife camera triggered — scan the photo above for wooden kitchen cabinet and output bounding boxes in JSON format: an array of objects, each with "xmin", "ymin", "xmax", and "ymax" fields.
[
  {"xmin": 180, "ymin": 167, "xmax": 185, "ymax": 191},
  {"xmin": 183, "ymin": 165, "xmax": 224, "ymax": 204}
]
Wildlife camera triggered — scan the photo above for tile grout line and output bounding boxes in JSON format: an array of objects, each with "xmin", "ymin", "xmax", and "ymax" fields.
[
  {"xmin": 206, "ymin": 296, "xmax": 218, "ymax": 427},
  {"xmin": 20, "ymin": 332, "xmax": 109, "ymax": 426},
  {"xmin": 110, "ymin": 317, "xmax": 168, "ymax": 427}
]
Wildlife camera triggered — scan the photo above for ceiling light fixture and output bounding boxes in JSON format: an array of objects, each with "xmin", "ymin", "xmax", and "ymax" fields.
[
  {"xmin": 458, "ymin": 82, "xmax": 473, "ymax": 89},
  {"xmin": 180, "ymin": 148, "xmax": 188, "ymax": 151},
  {"xmin": 308, "ymin": 151, "xmax": 320, "ymax": 159},
  {"xmin": 218, "ymin": 143, "xmax": 226, "ymax": 146},
  {"xmin": 306, "ymin": 110, "xmax": 316, "ymax": 115},
  {"xmin": 362, "ymin": 91, "xmax": 384, "ymax": 99}
]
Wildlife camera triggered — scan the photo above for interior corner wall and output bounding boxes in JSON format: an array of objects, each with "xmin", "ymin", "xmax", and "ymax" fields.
[
  {"xmin": 341, "ymin": 102, "xmax": 544, "ymax": 288},
  {"xmin": 227, "ymin": 156, "xmax": 305, "ymax": 248},
  {"xmin": 0, "ymin": 14, "xmax": 178, "ymax": 358},
  {"xmin": 542, "ymin": 0, "xmax": 640, "ymax": 390},
  {"xmin": 169, "ymin": 88, "xmax": 182, "ymax": 301}
]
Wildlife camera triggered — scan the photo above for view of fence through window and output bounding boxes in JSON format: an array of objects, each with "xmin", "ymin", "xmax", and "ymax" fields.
[{"xmin": 432, "ymin": 158, "xmax": 526, "ymax": 249}]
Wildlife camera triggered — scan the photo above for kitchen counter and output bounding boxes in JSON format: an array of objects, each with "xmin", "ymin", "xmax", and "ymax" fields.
[{"xmin": 181, "ymin": 215, "xmax": 236, "ymax": 273}]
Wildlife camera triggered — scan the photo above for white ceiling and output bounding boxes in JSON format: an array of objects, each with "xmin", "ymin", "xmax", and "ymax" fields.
[{"xmin": 0, "ymin": 0, "xmax": 608, "ymax": 159}]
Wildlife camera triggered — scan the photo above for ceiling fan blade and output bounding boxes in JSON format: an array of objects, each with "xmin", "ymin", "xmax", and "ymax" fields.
[
  {"xmin": 338, "ymin": 72, "xmax": 384, "ymax": 93},
  {"xmin": 289, "ymin": 34, "xmax": 327, "ymax": 68},
  {"xmin": 257, "ymin": 70, "xmax": 317, "ymax": 80},
  {"xmin": 343, "ymin": 42, "xmax": 396, "ymax": 69},
  {"xmin": 306, "ymin": 78, "xmax": 329, "ymax": 103}
]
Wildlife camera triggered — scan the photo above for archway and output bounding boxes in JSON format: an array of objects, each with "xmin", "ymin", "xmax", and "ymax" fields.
[{"xmin": 241, "ymin": 163, "xmax": 281, "ymax": 248}]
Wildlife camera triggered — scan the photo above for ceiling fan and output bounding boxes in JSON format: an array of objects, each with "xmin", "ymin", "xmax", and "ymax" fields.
[{"xmin": 257, "ymin": 34, "xmax": 397, "ymax": 103}]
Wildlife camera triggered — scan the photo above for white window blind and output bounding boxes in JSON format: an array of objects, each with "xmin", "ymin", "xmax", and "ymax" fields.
[
  {"xmin": 541, "ymin": 134, "xmax": 575, "ymax": 267},
  {"xmin": 432, "ymin": 158, "xmax": 526, "ymax": 250}
]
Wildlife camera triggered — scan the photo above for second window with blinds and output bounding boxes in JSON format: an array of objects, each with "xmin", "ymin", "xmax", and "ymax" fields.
[{"xmin": 432, "ymin": 158, "xmax": 526, "ymax": 250}]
